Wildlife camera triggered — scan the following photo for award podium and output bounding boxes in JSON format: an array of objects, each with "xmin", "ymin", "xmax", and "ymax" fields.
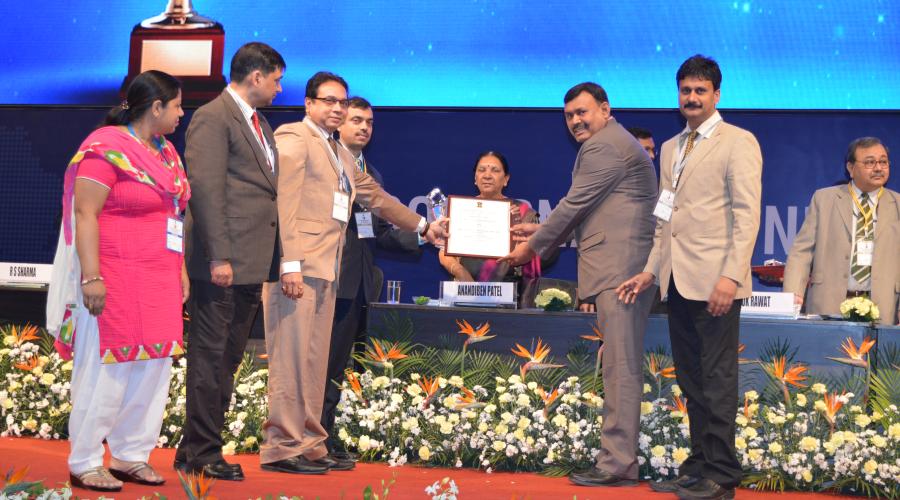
[{"xmin": 122, "ymin": 1, "xmax": 226, "ymax": 104}]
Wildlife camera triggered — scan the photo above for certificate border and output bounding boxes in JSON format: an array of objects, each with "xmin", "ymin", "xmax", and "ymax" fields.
[{"xmin": 444, "ymin": 195, "xmax": 512, "ymax": 259}]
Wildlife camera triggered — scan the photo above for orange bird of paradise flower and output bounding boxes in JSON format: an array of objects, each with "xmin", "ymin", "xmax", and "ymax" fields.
[
  {"xmin": 771, "ymin": 356, "xmax": 808, "ymax": 388},
  {"xmin": 737, "ymin": 343, "xmax": 755, "ymax": 365},
  {"xmin": 453, "ymin": 386, "xmax": 485, "ymax": 410},
  {"xmin": 667, "ymin": 394, "xmax": 688, "ymax": 414},
  {"xmin": 821, "ymin": 391, "xmax": 846, "ymax": 432},
  {"xmin": 418, "ymin": 376, "xmax": 441, "ymax": 407},
  {"xmin": 14, "ymin": 357, "xmax": 39, "ymax": 372},
  {"xmin": 345, "ymin": 370, "xmax": 363, "ymax": 398},
  {"xmin": 457, "ymin": 319, "xmax": 494, "ymax": 346},
  {"xmin": 537, "ymin": 386, "xmax": 560, "ymax": 417},
  {"xmin": 3, "ymin": 465, "xmax": 30, "ymax": 487},
  {"xmin": 511, "ymin": 338, "xmax": 564, "ymax": 378},
  {"xmin": 648, "ymin": 353, "xmax": 677, "ymax": 379},
  {"xmin": 365, "ymin": 340, "xmax": 409, "ymax": 366},
  {"xmin": 8, "ymin": 324, "xmax": 40, "ymax": 347},
  {"xmin": 178, "ymin": 471, "xmax": 217, "ymax": 500},
  {"xmin": 580, "ymin": 322, "xmax": 604, "ymax": 343},
  {"xmin": 826, "ymin": 337, "xmax": 876, "ymax": 369}
]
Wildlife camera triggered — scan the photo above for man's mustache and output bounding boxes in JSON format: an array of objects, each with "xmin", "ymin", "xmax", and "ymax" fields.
[{"xmin": 683, "ymin": 102, "xmax": 703, "ymax": 109}]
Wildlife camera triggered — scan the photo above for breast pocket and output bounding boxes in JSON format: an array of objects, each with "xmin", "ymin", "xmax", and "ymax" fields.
[{"xmin": 578, "ymin": 231, "xmax": 606, "ymax": 252}]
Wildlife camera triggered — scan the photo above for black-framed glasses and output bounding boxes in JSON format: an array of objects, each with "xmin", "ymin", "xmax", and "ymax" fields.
[
  {"xmin": 856, "ymin": 158, "xmax": 890, "ymax": 169},
  {"xmin": 312, "ymin": 96, "xmax": 350, "ymax": 109}
]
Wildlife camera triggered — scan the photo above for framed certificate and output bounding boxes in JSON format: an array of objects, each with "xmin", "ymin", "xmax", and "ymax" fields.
[{"xmin": 445, "ymin": 196, "xmax": 511, "ymax": 259}]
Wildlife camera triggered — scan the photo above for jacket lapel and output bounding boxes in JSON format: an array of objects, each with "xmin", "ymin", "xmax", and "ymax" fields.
[
  {"xmin": 303, "ymin": 120, "xmax": 342, "ymax": 182},
  {"xmin": 874, "ymin": 190, "xmax": 898, "ymax": 243},
  {"xmin": 675, "ymin": 126, "xmax": 721, "ymax": 192},
  {"xmin": 221, "ymin": 91, "xmax": 276, "ymax": 190}
]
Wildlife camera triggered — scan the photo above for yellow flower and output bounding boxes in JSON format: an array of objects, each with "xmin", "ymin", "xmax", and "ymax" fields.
[
  {"xmin": 478, "ymin": 422, "xmax": 489, "ymax": 432},
  {"xmin": 222, "ymin": 441, "xmax": 237, "ymax": 455},
  {"xmin": 1, "ymin": 399, "xmax": 13, "ymax": 410},
  {"xmin": 242, "ymin": 436, "xmax": 257, "ymax": 447},
  {"xmin": 513, "ymin": 429, "xmax": 525, "ymax": 441},
  {"xmin": 855, "ymin": 414, "xmax": 871, "ymax": 427},
  {"xmin": 796, "ymin": 393, "xmax": 807, "ymax": 407},
  {"xmin": 744, "ymin": 390, "xmax": 759, "ymax": 401},
  {"xmin": 516, "ymin": 394, "xmax": 531, "ymax": 407},
  {"xmin": 358, "ymin": 435, "xmax": 372, "ymax": 451},
  {"xmin": 801, "ymin": 470, "xmax": 813, "ymax": 482},
  {"xmin": 811, "ymin": 383, "xmax": 827, "ymax": 394},
  {"xmin": 870, "ymin": 411, "xmax": 883, "ymax": 421},
  {"xmin": 672, "ymin": 447, "xmax": 689, "ymax": 465},
  {"xmin": 552, "ymin": 414, "xmax": 567, "ymax": 427},
  {"xmin": 643, "ymin": 383, "xmax": 652, "ymax": 394},
  {"xmin": 888, "ymin": 423, "xmax": 900, "ymax": 439},
  {"xmin": 651, "ymin": 445, "xmax": 666, "ymax": 458},
  {"xmin": 813, "ymin": 400, "xmax": 827, "ymax": 412},
  {"xmin": 734, "ymin": 437, "xmax": 747, "ymax": 450},
  {"xmin": 871, "ymin": 435, "xmax": 887, "ymax": 448},
  {"xmin": 492, "ymin": 440, "xmax": 506, "ymax": 451},
  {"xmin": 671, "ymin": 385, "xmax": 682, "ymax": 397},
  {"xmin": 39, "ymin": 373, "xmax": 56, "ymax": 385},
  {"xmin": 23, "ymin": 419, "xmax": 37, "ymax": 431},
  {"xmin": 842, "ymin": 431, "xmax": 857, "ymax": 444},
  {"xmin": 495, "ymin": 423, "xmax": 509, "ymax": 435},
  {"xmin": 567, "ymin": 422, "xmax": 580, "ymax": 438},
  {"xmin": 863, "ymin": 459, "xmax": 877, "ymax": 476},
  {"xmin": 748, "ymin": 449, "xmax": 763, "ymax": 462},
  {"xmin": 418, "ymin": 445, "xmax": 432, "ymax": 460},
  {"xmin": 546, "ymin": 449, "xmax": 556, "ymax": 462},
  {"xmin": 439, "ymin": 422, "xmax": 454, "ymax": 434},
  {"xmin": 641, "ymin": 401, "xmax": 653, "ymax": 415},
  {"xmin": 517, "ymin": 417, "xmax": 530, "ymax": 429},
  {"xmin": 735, "ymin": 415, "xmax": 748, "ymax": 427},
  {"xmin": 799, "ymin": 436, "xmax": 819, "ymax": 452},
  {"xmin": 741, "ymin": 427, "xmax": 758, "ymax": 439},
  {"xmin": 768, "ymin": 442, "xmax": 782, "ymax": 454}
]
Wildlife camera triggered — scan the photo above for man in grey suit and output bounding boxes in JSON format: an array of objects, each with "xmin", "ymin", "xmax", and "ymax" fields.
[
  {"xmin": 177, "ymin": 42, "xmax": 285, "ymax": 481},
  {"xmin": 501, "ymin": 82, "xmax": 658, "ymax": 487}
]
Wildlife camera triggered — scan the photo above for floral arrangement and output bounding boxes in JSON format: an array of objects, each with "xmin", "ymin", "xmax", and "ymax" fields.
[
  {"xmin": 533, "ymin": 288, "xmax": 572, "ymax": 311},
  {"xmin": 840, "ymin": 296, "xmax": 881, "ymax": 323},
  {"xmin": 2, "ymin": 321, "xmax": 900, "ymax": 498}
]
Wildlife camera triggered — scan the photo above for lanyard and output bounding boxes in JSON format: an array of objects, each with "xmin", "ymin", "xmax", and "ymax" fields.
[{"xmin": 848, "ymin": 184, "xmax": 883, "ymax": 232}]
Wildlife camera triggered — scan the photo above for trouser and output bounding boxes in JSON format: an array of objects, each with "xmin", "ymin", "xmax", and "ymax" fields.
[
  {"xmin": 68, "ymin": 309, "xmax": 172, "ymax": 473},
  {"xmin": 260, "ymin": 276, "xmax": 336, "ymax": 464},
  {"xmin": 591, "ymin": 287, "xmax": 655, "ymax": 480},
  {"xmin": 176, "ymin": 280, "xmax": 261, "ymax": 467},
  {"xmin": 322, "ymin": 284, "xmax": 369, "ymax": 451},
  {"xmin": 667, "ymin": 278, "xmax": 743, "ymax": 488}
]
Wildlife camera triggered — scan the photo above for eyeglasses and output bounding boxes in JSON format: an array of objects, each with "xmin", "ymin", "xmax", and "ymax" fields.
[
  {"xmin": 311, "ymin": 96, "xmax": 350, "ymax": 109},
  {"xmin": 856, "ymin": 158, "xmax": 890, "ymax": 169}
]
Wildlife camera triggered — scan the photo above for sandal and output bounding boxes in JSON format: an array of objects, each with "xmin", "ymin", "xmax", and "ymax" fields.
[
  {"xmin": 110, "ymin": 461, "xmax": 166, "ymax": 486},
  {"xmin": 69, "ymin": 466, "xmax": 124, "ymax": 492}
]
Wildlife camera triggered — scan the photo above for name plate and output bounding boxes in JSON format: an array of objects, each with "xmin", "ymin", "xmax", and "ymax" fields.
[
  {"xmin": 740, "ymin": 292, "xmax": 798, "ymax": 319},
  {"xmin": 0, "ymin": 262, "xmax": 53, "ymax": 285},
  {"xmin": 440, "ymin": 281, "xmax": 517, "ymax": 308}
]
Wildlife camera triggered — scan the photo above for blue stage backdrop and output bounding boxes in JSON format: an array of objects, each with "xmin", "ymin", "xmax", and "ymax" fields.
[
  {"xmin": 1, "ymin": 107, "xmax": 898, "ymax": 300},
  {"xmin": 1, "ymin": 1, "xmax": 898, "ymax": 108}
]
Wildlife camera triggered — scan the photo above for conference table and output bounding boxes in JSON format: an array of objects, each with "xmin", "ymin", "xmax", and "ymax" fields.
[{"xmin": 368, "ymin": 303, "xmax": 900, "ymax": 383}]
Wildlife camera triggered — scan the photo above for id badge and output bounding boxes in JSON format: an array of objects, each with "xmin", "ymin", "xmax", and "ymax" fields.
[
  {"xmin": 166, "ymin": 217, "xmax": 184, "ymax": 253},
  {"xmin": 856, "ymin": 240, "xmax": 874, "ymax": 266},
  {"xmin": 653, "ymin": 189, "xmax": 676, "ymax": 221},
  {"xmin": 332, "ymin": 191, "xmax": 350, "ymax": 222},
  {"xmin": 355, "ymin": 211, "xmax": 375, "ymax": 238}
]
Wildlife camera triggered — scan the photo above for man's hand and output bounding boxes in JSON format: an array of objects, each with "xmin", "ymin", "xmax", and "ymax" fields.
[
  {"xmin": 209, "ymin": 260, "xmax": 233, "ymax": 288},
  {"xmin": 578, "ymin": 302, "xmax": 596, "ymax": 313},
  {"xmin": 793, "ymin": 293, "xmax": 803, "ymax": 307},
  {"xmin": 615, "ymin": 272, "xmax": 656, "ymax": 304},
  {"xmin": 707, "ymin": 276, "xmax": 738, "ymax": 316},
  {"xmin": 511, "ymin": 222, "xmax": 540, "ymax": 243},
  {"xmin": 498, "ymin": 241, "xmax": 536, "ymax": 267},
  {"xmin": 424, "ymin": 217, "xmax": 449, "ymax": 246},
  {"xmin": 281, "ymin": 272, "xmax": 304, "ymax": 300}
]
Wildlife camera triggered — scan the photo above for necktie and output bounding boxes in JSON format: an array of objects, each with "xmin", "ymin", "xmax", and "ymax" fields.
[
  {"xmin": 356, "ymin": 156, "xmax": 365, "ymax": 172},
  {"xmin": 327, "ymin": 135, "xmax": 339, "ymax": 157},
  {"xmin": 327, "ymin": 135, "xmax": 351, "ymax": 192},
  {"xmin": 850, "ymin": 192, "xmax": 872, "ymax": 284},
  {"xmin": 681, "ymin": 130, "xmax": 699, "ymax": 163},
  {"xmin": 251, "ymin": 112, "xmax": 273, "ymax": 173}
]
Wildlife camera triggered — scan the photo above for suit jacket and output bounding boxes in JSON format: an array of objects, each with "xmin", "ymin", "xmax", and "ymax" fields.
[
  {"xmin": 643, "ymin": 120, "xmax": 762, "ymax": 301},
  {"xmin": 529, "ymin": 117, "xmax": 658, "ymax": 300},
  {"xmin": 336, "ymin": 163, "xmax": 421, "ymax": 301},
  {"xmin": 184, "ymin": 90, "xmax": 280, "ymax": 284},
  {"xmin": 274, "ymin": 118, "xmax": 423, "ymax": 283},
  {"xmin": 783, "ymin": 185, "xmax": 899, "ymax": 324}
]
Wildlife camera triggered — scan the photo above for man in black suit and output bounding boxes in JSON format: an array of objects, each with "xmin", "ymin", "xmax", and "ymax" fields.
[
  {"xmin": 321, "ymin": 96, "xmax": 421, "ymax": 457},
  {"xmin": 177, "ymin": 42, "xmax": 285, "ymax": 481}
]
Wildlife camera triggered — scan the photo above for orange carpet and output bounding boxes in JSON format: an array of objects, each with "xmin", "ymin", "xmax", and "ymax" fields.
[{"xmin": 1, "ymin": 438, "xmax": 856, "ymax": 499}]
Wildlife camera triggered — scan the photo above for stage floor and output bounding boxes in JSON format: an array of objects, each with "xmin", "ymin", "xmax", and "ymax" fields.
[{"xmin": 1, "ymin": 438, "xmax": 857, "ymax": 499}]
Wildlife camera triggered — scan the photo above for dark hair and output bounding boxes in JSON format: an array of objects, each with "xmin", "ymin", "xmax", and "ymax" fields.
[
  {"xmin": 676, "ymin": 54, "xmax": 722, "ymax": 90},
  {"xmin": 229, "ymin": 42, "xmax": 286, "ymax": 83},
  {"xmin": 473, "ymin": 151, "xmax": 509, "ymax": 175},
  {"xmin": 306, "ymin": 71, "xmax": 349, "ymax": 98},
  {"xmin": 563, "ymin": 82, "xmax": 609, "ymax": 105},
  {"xmin": 105, "ymin": 70, "xmax": 181, "ymax": 126},
  {"xmin": 845, "ymin": 137, "xmax": 888, "ymax": 164},
  {"xmin": 348, "ymin": 96, "xmax": 372, "ymax": 110},
  {"xmin": 627, "ymin": 127, "xmax": 653, "ymax": 140}
]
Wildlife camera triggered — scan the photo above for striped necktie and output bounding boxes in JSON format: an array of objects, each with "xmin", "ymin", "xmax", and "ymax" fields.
[{"xmin": 850, "ymin": 192, "xmax": 872, "ymax": 284}]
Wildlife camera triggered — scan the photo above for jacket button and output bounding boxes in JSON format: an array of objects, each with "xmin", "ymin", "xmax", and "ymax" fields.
[
  {"xmin": 271, "ymin": 196, "xmax": 276, "ymax": 201},
  {"xmin": 270, "ymin": 222, "xmax": 276, "ymax": 227},
  {"xmin": 673, "ymin": 206, "xmax": 679, "ymax": 211},
  {"xmin": 672, "ymin": 233, "xmax": 677, "ymax": 238}
]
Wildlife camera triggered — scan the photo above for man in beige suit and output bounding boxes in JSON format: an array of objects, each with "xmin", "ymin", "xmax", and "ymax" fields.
[
  {"xmin": 261, "ymin": 72, "xmax": 444, "ymax": 475},
  {"xmin": 501, "ymin": 82, "xmax": 658, "ymax": 487},
  {"xmin": 784, "ymin": 137, "xmax": 898, "ymax": 325},
  {"xmin": 619, "ymin": 55, "xmax": 762, "ymax": 499}
]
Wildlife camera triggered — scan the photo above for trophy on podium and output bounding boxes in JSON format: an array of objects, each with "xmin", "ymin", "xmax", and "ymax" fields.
[{"xmin": 123, "ymin": 0, "xmax": 226, "ymax": 104}]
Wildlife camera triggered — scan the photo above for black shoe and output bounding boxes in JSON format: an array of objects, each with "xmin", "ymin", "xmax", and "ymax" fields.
[
  {"xmin": 314, "ymin": 454, "xmax": 355, "ymax": 471},
  {"xmin": 331, "ymin": 450, "xmax": 359, "ymax": 462},
  {"xmin": 261, "ymin": 456, "xmax": 329, "ymax": 475},
  {"xmin": 649, "ymin": 474, "xmax": 701, "ymax": 493},
  {"xmin": 569, "ymin": 468, "xmax": 637, "ymax": 487},
  {"xmin": 676, "ymin": 478, "xmax": 735, "ymax": 499},
  {"xmin": 188, "ymin": 460, "xmax": 245, "ymax": 481}
]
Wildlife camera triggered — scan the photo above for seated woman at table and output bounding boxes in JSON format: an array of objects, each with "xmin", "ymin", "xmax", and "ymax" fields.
[{"xmin": 438, "ymin": 151, "xmax": 546, "ymax": 304}]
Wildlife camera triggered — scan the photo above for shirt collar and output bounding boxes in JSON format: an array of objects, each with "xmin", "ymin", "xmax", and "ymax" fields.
[
  {"xmin": 850, "ymin": 181, "xmax": 879, "ymax": 203},
  {"xmin": 680, "ymin": 110, "xmax": 723, "ymax": 141},
  {"xmin": 225, "ymin": 86, "xmax": 255, "ymax": 121},
  {"xmin": 303, "ymin": 116, "xmax": 336, "ymax": 143}
]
